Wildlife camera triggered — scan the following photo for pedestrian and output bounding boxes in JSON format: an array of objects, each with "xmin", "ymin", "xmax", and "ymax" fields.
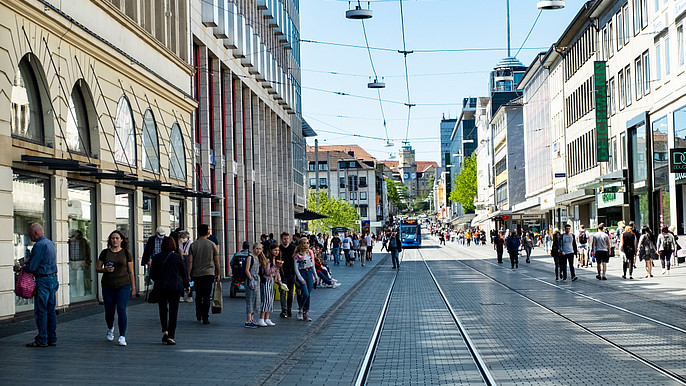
[
  {"xmin": 187, "ymin": 224, "xmax": 220, "ymax": 325},
  {"xmin": 97, "ymin": 229, "xmax": 136, "ymax": 346},
  {"xmin": 365, "ymin": 232, "xmax": 373, "ymax": 261},
  {"xmin": 322, "ymin": 233, "xmax": 329, "ymax": 260},
  {"xmin": 550, "ymin": 228, "xmax": 562, "ymax": 280},
  {"xmin": 494, "ymin": 231, "xmax": 505, "ymax": 264},
  {"xmin": 577, "ymin": 225, "xmax": 590, "ymax": 268},
  {"xmin": 294, "ymin": 238, "xmax": 316, "ymax": 322},
  {"xmin": 558, "ymin": 224, "xmax": 579, "ymax": 281},
  {"xmin": 259, "ymin": 243, "xmax": 283, "ymax": 327},
  {"xmin": 342, "ymin": 233, "xmax": 353, "ymax": 266},
  {"xmin": 506, "ymin": 230, "xmax": 520, "ymax": 269},
  {"xmin": 149, "ymin": 237, "xmax": 190, "ymax": 345},
  {"xmin": 260, "ymin": 234, "xmax": 270, "ymax": 253},
  {"xmin": 619, "ymin": 225, "xmax": 637, "ymax": 279},
  {"xmin": 278, "ymin": 233, "xmax": 296, "ymax": 318},
  {"xmin": 352, "ymin": 233, "xmax": 360, "ymax": 262},
  {"xmin": 142, "ymin": 226, "xmax": 166, "ymax": 267},
  {"xmin": 18, "ymin": 223, "xmax": 58, "ymax": 347},
  {"xmin": 668, "ymin": 225, "xmax": 680, "ymax": 267},
  {"xmin": 387, "ymin": 231, "xmax": 402, "ymax": 269},
  {"xmin": 637, "ymin": 226, "xmax": 656, "ymax": 278},
  {"xmin": 590, "ymin": 223, "xmax": 611, "ymax": 280},
  {"xmin": 358, "ymin": 234, "xmax": 368, "ymax": 267},
  {"xmin": 439, "ymin": 230, "xmax": 445, "ymax": 245},
  {"xmin": 523, "ymin": 232, "xmax": 533, "ymax": 264},
  {"xmin": 544, "ymin": 230, "xmax": 552, "ymax": 254},
  {"xmin": 178, "ymin": 230, "xmax": 193, "ymax": 302},
  {"xmin": 244, "ymin": 243, "xmax": 262, "ymax": 328},
  {"xmin": 657, "ymin": 226, "xmax": 676, "ymax": 275},
  {"xmin": 330, "ymin": 233, "xmax": 341, "ymax": 265},
  {"xmin": 466, "ymin": 230, "xmax": 472, "ymax": 246}
]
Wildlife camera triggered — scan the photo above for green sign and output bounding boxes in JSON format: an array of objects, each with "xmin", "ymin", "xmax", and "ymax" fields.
[{"xmin": 595, "ymin": 61, "xmax": 609, "ymax": 162}]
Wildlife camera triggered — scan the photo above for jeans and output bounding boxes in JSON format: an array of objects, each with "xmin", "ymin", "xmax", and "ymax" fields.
[
  {"xmin": 34, "ymin": 276, "xmax": 59, "ymax": 345},
  {"xmin": 553, "ymin": 255, "xmax": 561, "ymax": 278},
  {"xmin": 318, "ymin": 271, "xmax": 333, "ymax": 285},
  {"xmin": 496, "ymin": 248, "xmax": 503, "ymax": 263},
  {"xmin": 158, "ymin": 290, "xmax": 181, "ymax": 339},
  {"xmin": 298, "ymin": 269, "xmax": 314, "ymax": 312},
  {"xmin": 280, "ymin": 276, "xmax": 295, "ymax": 315},
  {"xmin": 192, "ymin": 275, "xmax": 214, "ymax": 322},
  {"xmin": 103, "ymin": 285, "xmax": 131, "ymax": 337},
  {"xmin": 559, "ymin": 253, "xmax": 576, "ymax": 279},
  {"xmin": 332, "ymin": 248, "xmax": 340, "ymax": 264},
  {"xmin": 390, "ymin": 248, "xmax": 400, "ymax": 268},
  {"xmin": 343, "ymin": 249, "xmax": 351, "ymax": 263},
  {"xmin": 508, "ymin": 250, "xmax": 519, "ymax": 267},
  {"xmin": 660, "ymin": 250, "xmax": 672, "ymax": 270}
]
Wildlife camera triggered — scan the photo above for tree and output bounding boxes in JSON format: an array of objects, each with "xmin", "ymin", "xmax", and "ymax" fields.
[
  {"xmin": 449, "ymin": 154, "xmax": 477, "ymax": 213},
  {"xmin": 306, "ymin": 191, "xmax": 361, "ymax": 233},
  {"xmin": 385, "ymin": 178, "xmax": 407, "ymax": 210}
]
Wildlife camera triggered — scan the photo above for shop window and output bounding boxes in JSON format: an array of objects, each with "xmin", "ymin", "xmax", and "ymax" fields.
[
  {"xmin": 66, "ymin": 80, "xmax": 94, "ymax": 155},
  {"xmin": 170, "ymin": 199, "xmax": 184, "ymax": 231},
  {"xmin": 631, "ymin": 123, "xmax": 648, "ymax": 182},
  {"xmin": 142, "ymin": 195, "xmax": 157, "ymax": 241},
  {"xmin": 67, "ymin": 182, "xmax": 96, "ymax": 303},
  {"xmin": 142, "ymin": 109, "xmax": 160, "ymax": 173},
  {"xmin": 114, "ymin": 96, "xmax": 136, "ymax": 166},
  {"xmin": 674, "ymin": 105, "xmax": 686, "ymax": 148},
  {"xmin": 653, "ymin": 116, "xmax": 669, "ymax": 188},
  {"xmin": 13, "ymin": 173, "xmax": 50, "ymax": 311},
  {"xmin": 11, "ymin": 54, "xmax": 51, "ymax": 144},
  {"xmin": 169, "ymin": 123, "xmax": 186, "ymax": 180}
]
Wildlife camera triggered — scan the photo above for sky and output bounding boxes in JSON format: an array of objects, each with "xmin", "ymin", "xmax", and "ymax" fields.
[{"xmin": 299, "ymin": 0, "xmax": 585, "ymax": 164}]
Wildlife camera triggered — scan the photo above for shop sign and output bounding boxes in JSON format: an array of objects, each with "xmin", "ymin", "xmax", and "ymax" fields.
[
  {"xmin": 669, "ymin": 148, "xmax": 686, "ymax": 173},
  {"xmin": 594, "ymin": 61, "xmax": 609, "ymax": 162},
  {"xmin": 597, "ymin": 188, "xmax": 626, "ymax": 209}
]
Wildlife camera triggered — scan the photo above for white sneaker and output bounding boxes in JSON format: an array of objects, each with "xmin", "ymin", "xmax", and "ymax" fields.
[
  {"xmin": 118, "ymin": 336, "xmax": 127, "ymax": 346},
  {"xmin": 265, "ymin": 319, "xmax": 275, "ymax": 326},
  {"xmin": 333, "ymin": 282, "xmax": 341, "ymax": 288},
  {"xmin": 106, "ymin": 328, "xmax": 114, "ymax": 342},
  {"xmin": 256, "ymin": 319, "xmax": 268, "ymax": 327}
]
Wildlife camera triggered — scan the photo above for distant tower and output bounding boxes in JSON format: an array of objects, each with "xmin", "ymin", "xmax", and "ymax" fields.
[{"xmin": 399, "ymin": 143, "xmax": 418, "ymax": 199}]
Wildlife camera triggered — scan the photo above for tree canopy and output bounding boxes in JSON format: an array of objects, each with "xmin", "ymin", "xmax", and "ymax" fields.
[
  {"xmin": 449, "ymin": 154, "xmax": 477, "ymax": 213},
  {"xmin": 306, "ymin": 190, "xmax": 361, "ymax": 233}
]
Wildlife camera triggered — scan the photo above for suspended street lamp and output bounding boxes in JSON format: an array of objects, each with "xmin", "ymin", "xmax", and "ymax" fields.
[
  {"xmin": 346, "ymin": 1, "xmax": 373, "ymax": 20},
  {"xmin": 537, "ymin": 1, "xmax": 565, "ymax": 10},
  {"xmin": 384, "ymin": 140, "xmax": 394, "ymax": 147},
  {"xmin": 368, "ymin": 76, "xmax": 385, "ymax": 89}
]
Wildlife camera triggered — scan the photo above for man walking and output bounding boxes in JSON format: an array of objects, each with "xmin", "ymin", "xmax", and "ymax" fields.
[
  {"xmin": 341, "ymin": 232, "xmax": 352, "ymax": 265},
  {"xmin": 279, "ymin": 232, "xmax": 296, "ymax": 318},
  {"xmin": 591, "ymin": 223, "xmax": 611, "ymax": 280},
  {"xmin": 20, "ymin": 223, "xmax": 58, "ymax": 347},
  {"xmin": 506, "ymin": 230, "xmax": 520, "ymax": 269},
  {"xmin": 187, "ymin": 224, "xmax": 220, "ymax": 324},
  {"xmin": 388, "ymin": 231, "xmax": 402, "ymax": 269},
  {"xmin": 577, "ymin": 224, "xmax": 590, "ymax": 268},
  {"xmin": 330, "ymin": 233, "xmax": 341, "ymax": 265},
  {"xmin": 558, "ymin": 224, "xmax": 578, "ymax": 281}
]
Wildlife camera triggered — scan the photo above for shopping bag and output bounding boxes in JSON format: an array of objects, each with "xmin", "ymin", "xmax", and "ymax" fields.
[
  {"xmin": 15, "ymin": 269, "xmax": 35, "ymax": 299},
  {"xmin": 211, "ymin": 280, "xmax": 223, "ymax": 314}
]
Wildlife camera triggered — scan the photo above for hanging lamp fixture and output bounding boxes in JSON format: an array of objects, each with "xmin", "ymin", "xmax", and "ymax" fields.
[{"xmin": 346, "ymin": 1, "xmax": 373, "ymax": 20}]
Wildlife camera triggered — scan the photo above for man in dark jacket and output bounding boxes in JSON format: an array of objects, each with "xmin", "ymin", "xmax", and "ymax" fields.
[
  {"xmin": 279, "ymin": 232, "xmax": 296, "ymax": 318},
  {"xmin": 388, "ymin": 231, "xmax": 402, "ymax": 269},
  {"xmin": 506, "ymin": 230, "xmax": 521, "ymax": 269},
  {"xmin": 142, "ymin": 227, "xmax": 166, "ymax": 266}
]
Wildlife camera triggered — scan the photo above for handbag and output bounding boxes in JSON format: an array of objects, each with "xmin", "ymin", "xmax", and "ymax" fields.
[
  {"xmin": 609, "ymin": 246, "xmax": 615, "ymax": 257},
  {"xmin": 15, "ymin": 269, "xmax": 35, "ymax": 299},
  {"xmin": 211, "ymin": 280, "xmax": 223, "ymax": 314}
]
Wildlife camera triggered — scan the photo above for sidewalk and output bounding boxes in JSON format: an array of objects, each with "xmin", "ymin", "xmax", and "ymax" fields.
[{"xmin": 0, "ymin": 249, "xmax": 389, "ymax": 386}]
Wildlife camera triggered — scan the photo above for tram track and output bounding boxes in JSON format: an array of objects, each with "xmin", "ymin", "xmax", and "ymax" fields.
[
  {"xmin": 429, "ymin": 238, "xmax": 686, "ymax": 385},
  {"xmin": 353, "ymin": 248, "xmax": 496, "ymax": 386}
]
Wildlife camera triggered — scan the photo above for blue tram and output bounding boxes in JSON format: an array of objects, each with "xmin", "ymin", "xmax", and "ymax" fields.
[{"xmin": 399, "ymin": 218, "xmax": 421, "ymax": 248}]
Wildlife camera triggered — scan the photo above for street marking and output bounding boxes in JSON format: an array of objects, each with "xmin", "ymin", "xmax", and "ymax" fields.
[{"xmin": 178, "ymin": 349, "xmax": 279, "ymax": 355}]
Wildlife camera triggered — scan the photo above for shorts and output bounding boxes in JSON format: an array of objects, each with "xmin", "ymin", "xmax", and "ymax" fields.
[
  {"xmin": 595, "ymin": 250, "xmax": 609, "ymax": 263},
  {"xmin": 578, "ymin": 244, "xmax": 588, "ymax": 253}
]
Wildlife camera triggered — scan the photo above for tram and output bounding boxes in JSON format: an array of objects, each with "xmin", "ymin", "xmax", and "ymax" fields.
[{"xmin": 399, "ymin": 218, "xmax": 421, "ymax": 248}]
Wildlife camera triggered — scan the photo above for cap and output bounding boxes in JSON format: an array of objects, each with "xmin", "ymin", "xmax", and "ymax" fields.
[
  {"xmin": 242, "ymin": 241, "xmax": 250, "ymax": 249},
  {"xmin": 156, "ymin": 226, "xmax": 167, "ymax": 235}
]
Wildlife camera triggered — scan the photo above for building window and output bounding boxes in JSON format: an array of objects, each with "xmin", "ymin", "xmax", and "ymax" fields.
[
  {"xmin": 309, "ymin": 178, "xmax": 316, "ymax": 187},
  {"xmin": 169, "ymin": 123, "xmax": 186, "ymax": 180},
  {"xmin": 653, "ymin": 115, "xmax": 669, "ymax": 188},
  {"xmin": 308, "ymin": 162, "xmax": 315, "ymax": 171},
  {"xmin": 114, "ymin": 96, "xmax": 136, "ymax": 167},
  {"xmin": 496, "ymin": 183, "xmax": 508, "ymax": 207},
  {"xmin": 609, "ymin": 20, "xmax": 615, "ymax": 57},
  {"xmin": 665, "ymin": 35, "xmax": 671, "ymax": 76},
  {"xmin": 360, "ymin": 206, "xmax": 368, "ymax": 218},
  {"xmin": 656, "ymin": 42, "xmax": 662, "ymax": 82},
  {"xmin": 635, "ymin": 57, "xmax": 643, "ymax": 100},
  {"xmin": 643, "ymin": 51, "xmax": 651, "ymax": 94},
  {"xmin": 66, "ymin": 80, "xmax": 93, "ymax": 155},
  {"xmin": 360, "ymin": 191, "xmax": 367, "ymax": 200},
  {"xmin": 319, "ymin": 178, "xmax": 327, "ymax": 186},
  {"xmin": 632, "ymin": 123, "xmax": 648, "ymax": 182},
  {"xmin": 625, "ymin": 65, "xmax": 632, "ymax": 106},
  {"xmin": 341, "ymin": 192, "xmax": 346, "ymax": 200},
  {"xmin": 142, "ymin": 109, "xmax": 160, "ymax": 172},
  {"xmin": 339, "ymin": 177, "xmax": 345, "ymax": 188},
  {"xmin": 679, "ymin": 24, "xmax": 685, "ymax": 68},
  {"xmin": 618, "ymin": 71, "xmax": 625, "ymax": 110},
  {"xmin": 609, "ymin": 136, "xmax": 618, "ymax": 172},
  {"xmin": 616, "ymin": 9, "xmax": 624, "ymax": 51},
  {"xmin": 11, "ymin": 54, "xmax": 49, "ymax": 143},
  {"xmin": 318, "ymin": 162, "xmax": 328, "ymax": 171},
  {"xmin": 609, "ymin": 77, "xmax": 616, "ymax": 115},
  {"xmin": 350, "ymin": 192, "xmax": 357, "ymax": 200},
  {"xmin": 359, "ymin": 176, "xmax": 367, "ymax": 187},
  {"xmin": 621, "ymin": 131, "xmax": 627, "ymax": 169}
]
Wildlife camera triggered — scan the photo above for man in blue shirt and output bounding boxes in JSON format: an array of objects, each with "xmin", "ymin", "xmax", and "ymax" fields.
[{"xmin": 20, "ymin": 223, "xmax": 58, "ymax": 347}]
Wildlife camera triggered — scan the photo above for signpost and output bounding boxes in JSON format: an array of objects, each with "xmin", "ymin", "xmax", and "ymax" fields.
[{"xmin": 594, "ymin": 61, "xmax": 609, "ymax": 162}]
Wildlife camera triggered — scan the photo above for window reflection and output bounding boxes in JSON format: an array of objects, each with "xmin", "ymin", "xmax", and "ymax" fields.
[
  {"xmin": 114, "ymin": 96, "xmax": 136, "ymax": 166},
  {"xmin": 65, "ymin": 82, "xmax": 91, "ymax": 154},
  {"xmin": 169, "ymin": 123, "xmax": 186, "ymax": 179},
  {"xmin": 142, "ymin": 109, "xmax": 159, "ymax": 172},
  {"xmin": 11, "ymin": 56, "xmax": 44, "ymax": 142}
]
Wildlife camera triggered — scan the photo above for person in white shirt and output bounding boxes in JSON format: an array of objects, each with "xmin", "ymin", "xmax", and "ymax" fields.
[{"xmin": 591, "ymin": 223, "xmax": 611, "ymax": 280}]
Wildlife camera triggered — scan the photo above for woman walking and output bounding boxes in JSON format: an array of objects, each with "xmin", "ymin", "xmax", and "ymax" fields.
[
  {"xmin": 96, "ymin": 230, "xmax": 135, "ymax": 346},
  {"xmin": 550, "ymin": 228, "xmax": 562, "ymax": 280},
  {"xmin": 544, "ymin": 230, "xmax": 552, "ymax": 254},
  {"xmin": 657, "ymin": 226, "xmax": 676, "ymax": 275},
  {"xmin": 294, "ymin": 238, "xmax": 316, "ymax": 322},
  {"xmin": 258, "ymin": 243, "xmax": 282, "ymax": 327},
  {"xmin": 149, "ymin": 237, "xmax": 190, "ymax": 345},
  {"xmin": 352, "ymin": 234, "xmax": 360, "ymax": 262},
  {"xmin": 523, "ymin": 232, "xmax": 533, "ymax": 264},
  {"xmin": 358, "ymin": 235, "xmax": 367, "ymax": 267},
  {"xmin": 244, "ymin": 244, "xmax": 262, "ymax": 328},
  {"xmin": 178, "ymin": 230, "xmax": 193, "ymax": 302},
  {"xmin": 494, "ymin": 231, "xmax": 505, "ymax": 264},
  {"xmin": 620, "ymin": 226, "xmax": 637, "ymax": 279},
  {"xmin": 637, "ymin": 226, "xmax": 656, "ymax": 278}
]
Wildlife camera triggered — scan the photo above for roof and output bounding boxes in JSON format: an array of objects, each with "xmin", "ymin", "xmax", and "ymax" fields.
[
  {"xmin": 417, "ymin": 161, "xmax": 439, "ymax": 173},
  {"xmin": 302, "ymin": 120, "xmax": 317, "ymax": 137},
  {"xmin": 381, "ymin": 160, "xmax": 399, "ymax": 170},
  {"xmin": 307, "ymin": 145, "xmax": 376, "ymax": 161},
  {"xmin": 306, "ymin": 149, "xmax": 375, "ymax": 170}
]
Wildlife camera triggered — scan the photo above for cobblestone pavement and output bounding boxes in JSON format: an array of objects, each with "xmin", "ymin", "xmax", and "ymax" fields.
[
  {"xmin": 0, "ymin": 250, "xmax": 387, "ymax": 386},
  {"xmin": 427, "ymin": 237, "xmax": 685, "ymax": 385}
]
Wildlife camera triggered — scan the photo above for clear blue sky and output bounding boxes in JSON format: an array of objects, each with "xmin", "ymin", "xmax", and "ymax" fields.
[{"xmin": 300, "ymin": 0, "xmax": 584, "ymax": 163}]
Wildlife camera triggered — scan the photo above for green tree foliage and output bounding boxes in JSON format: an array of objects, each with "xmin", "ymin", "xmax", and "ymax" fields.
[
  {"xmin": 385, "ymin": 178, "xmax": 406, "ymax": 210},
  {"xmin": 306, "ymin": 191, "xmax": 361, "ymax": 233},
  {"xmin": 449, "ymin": 154, "xmax": 477, "ymax": 213}
]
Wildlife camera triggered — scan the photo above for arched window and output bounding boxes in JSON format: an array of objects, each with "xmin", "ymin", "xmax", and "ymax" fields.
[
  {"xmin": 65, "ymin": 80, "xmax": 93, "ymax": 154},
  {"xmin": 114, "ymin": 96, "xmax": 136, "ymax": 166},
  {"xmin": 169, "ymin": 123, "xmax": 186, "ymax": 180},
  {"xmin": 11, "ymin": 54, "xmax": 50, "ymax": 143},
  {"xmin": 142, "ymin": 109, "xmax": 159, "ymax": 172}
]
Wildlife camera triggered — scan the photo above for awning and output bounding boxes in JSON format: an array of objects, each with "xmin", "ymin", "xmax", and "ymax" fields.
[
  {"xmin": 577, "ymin": 169, "xmax": 627, "ymax": 190},
  {"xmin": 511, "ymin": 196, "xmax": 540, "ymax": 213},
  {"xmin": 302, "ymin": 120, "xmax": 317, "ymax": 137},
  {"xmin": 449, "ymin": 213, "xmax": 476, "ymax": 226},
  {"xmin": 295, "ymin": 208, "xmax": 328, "ymax": 220},
  {"xmin": 555, "ymin": 189, "xmax": 596, "ymax": 205},
  {"xmin": 471, "ymin": 211, "xmax": 490, "ymax": 227}
]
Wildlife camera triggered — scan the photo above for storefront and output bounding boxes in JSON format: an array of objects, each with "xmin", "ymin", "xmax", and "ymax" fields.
[
  {"xmin": 596, "ymin": 185, "xmax": 627, "ymax": 227},
  {"xmin": 628, "ymin": 113, "xmax": 652, "ymax": 230},
  {"xmin": 66, "ymin": 181, "xmax": 97, "ymax": 303}
]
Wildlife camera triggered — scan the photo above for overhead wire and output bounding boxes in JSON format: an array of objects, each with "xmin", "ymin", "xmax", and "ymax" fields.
[{"xmin": 397, "ymin": 0, "xmax": 413, "ymax": 143}]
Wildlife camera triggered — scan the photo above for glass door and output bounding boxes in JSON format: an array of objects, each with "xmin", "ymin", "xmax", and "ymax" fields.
[{"xmin": 67, "ymin": 182, "xmax": 96, "ymax": 303}]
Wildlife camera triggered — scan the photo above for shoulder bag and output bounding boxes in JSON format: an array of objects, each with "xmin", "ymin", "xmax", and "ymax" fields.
[
  {"xmin": 146, "ymin": 252, "xmax": 172, "ymax": 303},
  {"xmin": 15, "ymin": 269, "xmax": 35, "ymax": 299}
]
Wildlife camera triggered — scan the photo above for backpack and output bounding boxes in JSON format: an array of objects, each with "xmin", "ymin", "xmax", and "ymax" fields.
[
  {"xmin": 578, "ymin": 230, "xmax": 588, "ymax": 244},
  {"xmin": 663, "ymin": 234, "xmax": 675, "ymax": 251}
]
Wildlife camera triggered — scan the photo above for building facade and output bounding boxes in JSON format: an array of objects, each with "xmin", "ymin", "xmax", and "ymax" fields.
[{"xmin": 2, "ymin": 0, "xmax": 196, "ymax": 318}]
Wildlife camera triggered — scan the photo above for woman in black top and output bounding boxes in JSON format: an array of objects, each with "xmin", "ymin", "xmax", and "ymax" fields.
[
  {"xmin": 150, "ymin": 237, "xmax": 190, "ymax": 345},
  {"xmin": 620, "ymin": 226, "xmax": 637, "ymax": 279}
]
